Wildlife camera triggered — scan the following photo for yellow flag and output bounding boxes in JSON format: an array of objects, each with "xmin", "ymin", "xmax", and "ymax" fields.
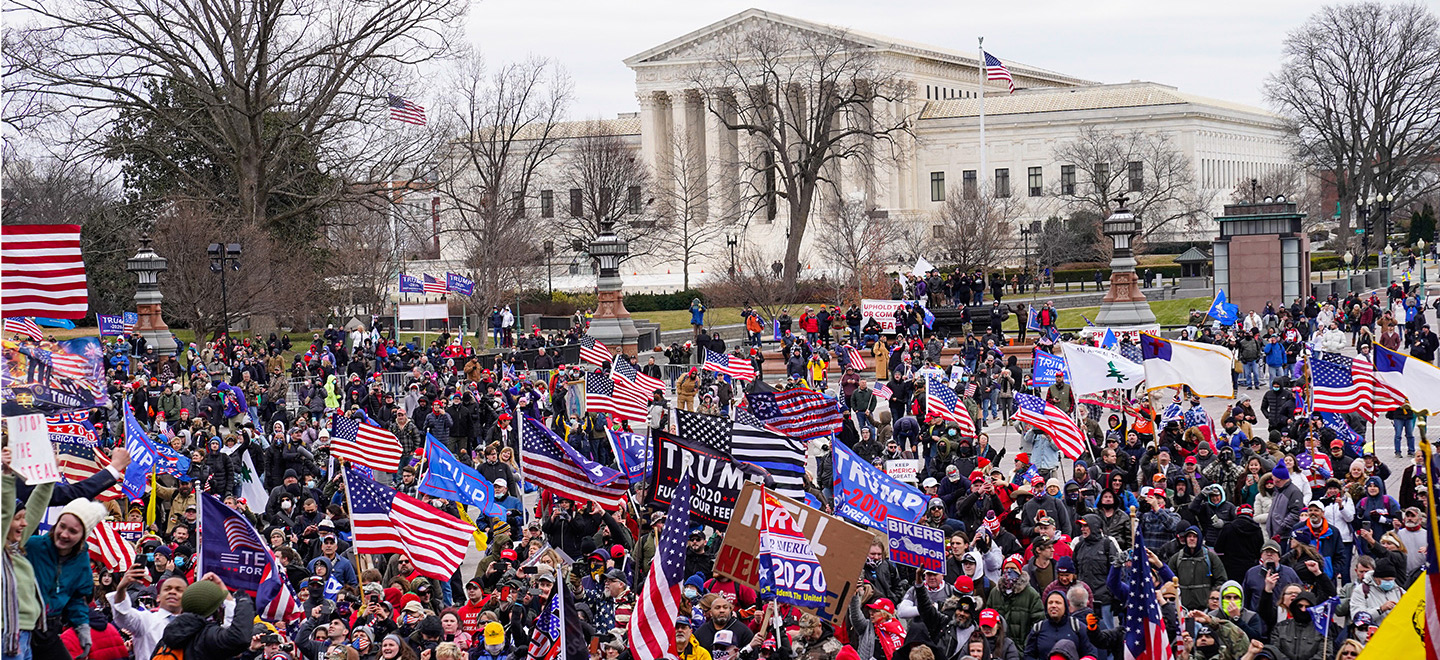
[
  {"xmin": 454, "ymin": 504, "xmax": 487, "ymax": 553},
  {"xmin": 145, "ymin": 468, "xmax": 158, "ymax": 528},
  {"xmin": 1356, "ymin": 578, "xmax": 1428, "ymax": 660}
]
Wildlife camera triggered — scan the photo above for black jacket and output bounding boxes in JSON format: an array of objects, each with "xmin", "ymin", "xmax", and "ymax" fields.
[{"xmin": 159, "ymin": 596, "xmax": 256, "ymax": 659}]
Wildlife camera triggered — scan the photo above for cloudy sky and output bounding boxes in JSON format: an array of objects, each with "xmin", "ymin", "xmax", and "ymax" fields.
[{"xmin": 464, "ymin": 0, "xmax": 1356, "ymax": 120}]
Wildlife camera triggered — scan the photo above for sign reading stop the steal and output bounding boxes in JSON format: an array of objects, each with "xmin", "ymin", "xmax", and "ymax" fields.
[{"xmin": 6, "ymin": 414, "xmax": 60, "ymax": 485}]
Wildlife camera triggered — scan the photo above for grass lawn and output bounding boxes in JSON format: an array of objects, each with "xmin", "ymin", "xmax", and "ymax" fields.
[{"xmin": 1055, "ymin": 297, "xmax": 1209, "ymax": 328}]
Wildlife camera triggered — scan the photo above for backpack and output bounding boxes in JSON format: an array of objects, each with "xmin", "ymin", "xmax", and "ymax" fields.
[{"xmin": 151, "ymin": 642, "xmax": 185, "ymax": 660}]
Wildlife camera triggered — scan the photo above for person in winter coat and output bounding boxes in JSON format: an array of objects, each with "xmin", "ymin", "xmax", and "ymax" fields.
[
  {"xmin": 792, "ymin": 613, "xmax": 844, "ymax": 660},
  {"xmin": 1211, "ymin": 579, "xmax": 1265, "ymax": 644},
  {"xmin": 1214, "ymin": 504, "xmax": 1265, "ymax": 582},
  {"xmin": 845, "ymin": 587, "xmax": 906, "ymax": 660},
  {"xmin": 974, "ymin": 609, "xmax": 1022, "ymax": 660},
  {"xmin": 1291, "ymin": 502, "xmax": 1342, "ymax": 578},
  {"xmin": 202, "ymin": 436, "xmax": 237, "ymax": 496},
  {"xmin": 987, "ymin": 555, "xmax": 1044, "ymax": 649},
  {"xmin": 158, "ymin": 577, "xmax": 256, "ymax": 658},
  {"xmin": 1259, "ymin": 378, "xmax": 1294, "ymax": 429},
  {"xmin": 27, "ymin": 496, "xmax": 107, "ymax": 660},
  {"xmin": 1168, "ymin": 526, "xmax": 1228, "ymax": 611},
  {"xmin": 1258, "ymin": 589, "xmax": 1332, "ymax": 660},
  {"xmin": 911, "ymin": 571, "xmax": 979, "ymax": 660},
  {"xmin": 1267, "ymin": 464, "xmax": 1305, "ymax": 542},
  {"xmin": 1070, "ymin": 515, "xmax": 1122, "ymax": 616},
  {"xmin": 1023, "ymin": 591, "xmax": 1096, "ymax": 660},
  {"xmin": 1241, "ymin": 540, "xmax": 1300, "ymax": 612},
  {"xmin": 1188, "ymin": 484, "xmax": 1237, "ymax": 546},
  {"xmin": 1139, "ymin": 488, "xmax": 1182, "ymax": 550}
]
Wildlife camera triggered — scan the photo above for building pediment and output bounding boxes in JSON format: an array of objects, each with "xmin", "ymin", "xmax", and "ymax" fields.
[{"xmin": 624, "ymin": 9, "xmax": 871, "ymax": 67}]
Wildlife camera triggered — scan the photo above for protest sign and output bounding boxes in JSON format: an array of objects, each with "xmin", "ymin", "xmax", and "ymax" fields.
[
  {"xmin": 884, "ymin": 459, "xmax": 921, "ymax": 484},
  {"xmin": 649, "ymin": 431, "xmax": 765, "ymax": 528},
  {"xmin": 757, "ymin": 488, "xmax": 827, "ymax": 608},
  {"xmin": 108, "ymin": 521, "xmax": 143, "ymax": 545},
  {"xmin": 714, "ymin": 482, "xmax": 872, "ymax": 621},
  {"xmin": 7, "ymin": 414, "xmax": 60, "ymax": 484},
  {"xmin": 886, "ymin": 518, "xmax": 945, "ymax": 571},
  {"xmin": 860, "ymin": 299, "xmax": 909, "ymax": 334},
  {"xmin": 831, "ymin": 441, "xmax": 926, "ymax": 530}
]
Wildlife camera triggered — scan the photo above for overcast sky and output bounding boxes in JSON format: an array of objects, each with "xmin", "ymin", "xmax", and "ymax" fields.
[{"xmin": 462, "ymin": 0, "xmax": 1386, "ymax": 120}]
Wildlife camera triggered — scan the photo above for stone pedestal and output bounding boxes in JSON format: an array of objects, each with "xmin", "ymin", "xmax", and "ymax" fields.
[
  {"xmin": 1094, "ymin": 202, "xmax": 1157, "ymax": 327},
  {"xmin": 126, "ymin": 236, "xmax": 178, "ymax": 356},
  {"xmin": 588, "ymin": 233, "xmax": 639, "ymax": 356}
]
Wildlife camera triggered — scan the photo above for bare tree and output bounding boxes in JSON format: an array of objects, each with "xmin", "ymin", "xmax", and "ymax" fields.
[
  {"xmin": 319, "ymin": 200, "xmax": 402, "ymax": 318},
  {"xmin": 1228, "ymin": 165, "xmax": 1331, "ymax": 234},
  {"xmin": 813, "ymin": 197, "xmax": 905, "ymax": 303},
  {"xmin": 1266, "ymin": 2, "xmax": 1440, "ymax": 236},
  {"xmin": 6, "ymin": 0, "xmax": 464, "ymax": 231},
  {"xmin": 652, "ymin": 134, "xmax": 728, "ymax": 289},
  {"xmin": 552, "ymin": 125, "xmax": 656, "ymax": 263},
  {"xmin": 1052, "ymin": 126, "xmax": 1215, "ymax": 252},
  {"xmin": 692, "ymin": 20, "xmax": 915, "ymax": 293},
  {"xmin": 931, "ymin": 193, "xmax": 1020, "ymax": 273},
  {"xmin": 436, "ymin": 53, "xmax": 570, "ymax": 316}
]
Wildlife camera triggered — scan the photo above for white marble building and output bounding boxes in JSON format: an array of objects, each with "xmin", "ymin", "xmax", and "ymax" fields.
[{"xmin": 424, "ymin": 9, "xmax": 1291, "ymax": 294}]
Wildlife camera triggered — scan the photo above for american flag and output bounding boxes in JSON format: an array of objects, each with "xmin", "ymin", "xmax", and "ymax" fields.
[
  {"xmin": 874, "ymin": 383, "xmax": 893, "ymax": 399},
  {"xmin": 519, "ymin": 416, "xmax": 629, "ymax": 509},
  {"xmin": 388, "ymin": 94, "xmax": 427, "ymax": 126},
  {"xmin": 627, "ymin": 471, "xmax": 692, "ymax": 660},
  {"xmin": 1358, "ymin": 355, "xmax": 1407, "ymax": 413},
  {"xmin": 841, "ymin": 344, "xmax": 867, "ymax": 371},
  {"xmin": 1311, "ymin": 349, "xmax": 1375, "ymax": 422},
  {"xmin": 87, "ymin": 521, "xmax": 136, "ymax": 572},
  {"xmin": 49, "ymin": 411, "xmax": 123, "ymax": 501},
  {"xmin": 399, "ymin": 274, "xmax": 424, "ymax": 294},
  {"xmin": 745, "ymin": 388, "xmax": 843, "ymax": 441},
  {"xmin": 4, "ymin": 317, "xmax": 43, "ymax": 339},
  {"xmin": 925, "ymin": 376, "xmax": 976, "ymax": 436},
  {"xmin": 422, "ymin": 274, "xmax": 448, "ymax": 295},
  {"xmin": 528, "ymin": 587, "xmax": 566, "ymax": 660},
  {"xmin": 585, "ymin": 371, "xmax": 645, "ymax": 423},
  {"xmin": 345, "ymin": 466, "xmax": 472, "ymax": 579},
  {"xmin": 579, "ymin": 336, "xmax": 613, "ymax": 366},
  {"xmin": 330, "ymin": 413, "xmax": 404, "ymax": 472},
  {"xmin": 984, "ymin": 52, "xmax": 1015, "ymax": 94},
  {"xmin": 122, "ymin": 312, "xmax": 136, "ymax": 333},
  {"xmin": 612, "ymin": 357, "xmax": 665, "ymax": 421},
  {"xmin": 2, "ymin": 224, "xmax": 88, "ymax": 319},
  {"xmin": 1013, "ymin": 393, "xmax": 1086, "ymax": 460},
  {"xmin": 1123, "ymin": 530, "xmax": 1173, "ymax": 660},
  {"xmin": 703, "ymin": 349, "xmax": 755, "ymax": 380}
]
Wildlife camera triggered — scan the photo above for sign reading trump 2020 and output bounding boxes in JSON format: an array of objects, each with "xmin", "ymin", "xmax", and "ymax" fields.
[
  {"xmin": 831, "ymin": 441, "xmax": 926, "ymax": 530},
  {"xmin": 886, "ymin": 517, "xmax": 945, "ymax": 572}
]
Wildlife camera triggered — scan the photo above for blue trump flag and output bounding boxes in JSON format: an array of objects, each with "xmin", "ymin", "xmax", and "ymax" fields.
[
  {"xmin": 1101, "ymin": 328, "xmax": 1118, "ymax": 350},
  {"xmin": 398, "ymin": 274, "xmax": 424, "ymax": 294},
  {"xmin": 197, "ymin": 492, "xmax": 301, "ymax": 621},
  {"xmin": 606, "ymin": 428, "xmax": 650, "ymax": 483},
  {"xmin": 1031, "ymin": 349, "xmax": 1069, "ymax": 386},
  {"xmin": 921, "ymin": 305, "xmax": 935, "ymax": 329},
  {"xmin": 446, "ymin": 273, "xmax": 474, "ymax": 296},
  {"xmin": 1318, "ymin": 412, "xmax": 1365, "ymax": 456},
  {"xmin": 418, "ymin": 434, "xmax": 505, "ymax": 517},
  {"xmin": 33, "ymin": 317, "xmax": 76, "ymax": 329},
  {"xmin": 98, "ymin": 315, "xmax": 126, "ymax": 336},
  {"xmin": 830, "ymin": 441, "xmax": 925, "ymax": 530},
  {"xmin": 1026, "ymin": 305, "xmax": 1042, "ymax": 331},
  {"xmin": 122, "ymin": 404, "xmax": 190, "ymax": 499},
  {"xmin": 1208, "ymin": 290, "xmax": 1238, "ymax": 325}
]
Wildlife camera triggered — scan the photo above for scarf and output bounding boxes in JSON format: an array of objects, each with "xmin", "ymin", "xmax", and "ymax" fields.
[
  {"xmin": 2, "ymin": 550, "xmax": 17, "ymax": 655},
  {"xmin": 1305, "ymin": 516, "xmax": 1330, "ymax": 539},
  {"xmin": 874, "ymin": 617, "xmax": 906, "ymax": 660}
]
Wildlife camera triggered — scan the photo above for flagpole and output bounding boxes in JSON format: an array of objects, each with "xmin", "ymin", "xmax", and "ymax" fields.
[{"xmin": 978, "ymin": 37, "xmax": 987, "ymax": 193}]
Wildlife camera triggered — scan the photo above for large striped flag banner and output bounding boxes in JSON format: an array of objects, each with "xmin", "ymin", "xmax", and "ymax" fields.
[
  {"xmin": 87, "ymin": 521, "xmax": 137, "ymax": 572},
  {"xmin": 627, "ymin": 471, "xmax": 692, "ymax": 660},
  {"xmin": 585, "ymin": 371, "xmax": 644, "ymax": 423},
  {"xmin": 344, "ymin": 467, "xmax": 472, "ymax": 579},
  {"xmin": 4, "ymin": 317, "xmax": 44, "ymax": 339},
  {"xmin": 611, "ymin": 357, "xmax": 665, "ymax": 421},
  {"xmin": 2, "ymin": 224, "xmax": 88, "ymax": 319},
  {"xmin": 732, "ymin": 410, "xmax": 807, "ymax": 500},
  {"xmin": 841, "ymin": 344, "xmax": 867, "ymax": 371},
  {"xmin": 48, "ymin": 410, "xmax": 123, "ymax": 501},
  {"xmin": 744, "ymin": 388, "xmax": 843, "ymax": 441},
  {"xmin": 579, "ymin": 336, "xmax": 613, "ymax": 366},
  {"xmin": 330, "ymin": 412, "xmax": 404, "ymax": 472},
  {"xmin": 421, "ymin": 274, "xmax": 448, "ymax": 295},
  {"xmin": 1310, "ymin": 348, "xmax": 1375, "ymax": 422},
  {"xmin": 924, "ymin": 375, "xmax": 977, "ymax": 437},
  {"xmin": 519, "ymin": 416, "xmax": 629, "ymax": 510},
  {"xmin": 196, "ymin": 492, "xmax": 304, "ymax": 622},
  {"xmin": 1013, "ymin": 393, "xmax": 1087, "ymax": 460},
  {"xmin": 703, "ymin": 349, "xmax": 755, "ymax": 380},
  {"xmin": 388, "ymin": 94, "xmax": 427, "ymax": 126}
]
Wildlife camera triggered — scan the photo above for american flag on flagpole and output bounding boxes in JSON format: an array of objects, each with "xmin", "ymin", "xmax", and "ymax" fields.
[
  {"xmin": 874, "ymin": 383, "xmax": 892, "ymax": 399},
  {"xmin": 2, "ymin": 224, "xmax": 89, "ymax": 319},
  {"xmin": 925, "ymin": 376, "xmax": 977, "ymax": 436},
  {"xmin": 585, "ymin": 371, "xmax": 645, "ymax": 423},
  {"xmin": 744, "ymin": 388, "xmax": 843, "ymax": 441},
  {"xmin": 519, "ymin": 417, "xmax": 629, "ymax": 509},
  {"xmin": 388, "ymin": 94, "xmax": 427, "ymax": 126},
  {"xmin": 345, "ymin": 467, "xmax": 472, "ymax": 579},
  {"xmin": 611, "ymin": 357, "xmax": 666, "ymax": 421},
  {"xmin": 1013, "ymin": 392, "xmax": 1087, "ymax": 460},
  {"xmin": 1311, "ymin": 348, "xmax": 1375, "ymax": 422},
  {"xmin": 1123, "ymin": 526, "xmax": 1173, "ymax": 660},
  {"xmin": 87, "ymin": 521, "xmax": 136, "ymax": 572},
  {"xmin": 121, "ymin": 311, "xmax": 136, "ymax": 333},
  {"xmin": 984, "ymin": 52, "xmax": 1016, "ymax": 93},
  {"xmin": 703, "ymin": 349, "xmax": 756, "ymax": 380},
  {"xmin": 1357, "ymin": 355, "xmax": 1406, "ymax": 414},
  {"xmin": 627, "ymin": 471, "xmax": 692, "ymax": 660},
  {"xmin": 841, "ymin": 344, "xmax": 867, "ymax": 371},
  {"xmin": 421, "ymin": 274, "xmax": 448, "ymax": 295},
  {"xmin": 527, "ymin": 586, "xmax": 566, "ymax": 660},
  {"xmin": 4, "ymin": 317, "xmax": 43, "ymax": 339},
  {"xmin": 579, "ymin": 335, "xmax": 613, "ymax": 366},
  {"xmin": 330, "ymin": 413, "xmax": 404, "ymax": 472}
]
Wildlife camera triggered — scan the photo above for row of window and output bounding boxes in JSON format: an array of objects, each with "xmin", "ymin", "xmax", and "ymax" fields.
[
  {"xmin": 533, "ymin": 186, "xmax": 644, "ymax": 218},
  {"xmin": 925, "ymin": 85, "xmax": 975, "ymax": 101},
  {"xmin": 928, "ymin": 162, "xmax": 1145, "ymax": 201}
]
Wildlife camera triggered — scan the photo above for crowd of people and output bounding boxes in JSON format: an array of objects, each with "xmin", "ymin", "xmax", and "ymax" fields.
[{"xmin": 3, "ymin": 277, "xmax": 1433, "ymax": 660}]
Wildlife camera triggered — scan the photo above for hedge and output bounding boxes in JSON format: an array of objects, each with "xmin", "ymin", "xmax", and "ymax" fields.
[{"xmin": 624, "ymin": 289, "xmax": 706, "ymax": 312}]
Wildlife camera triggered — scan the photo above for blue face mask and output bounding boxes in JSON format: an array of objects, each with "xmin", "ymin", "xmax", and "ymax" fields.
[{"xmin": 1378, "ymin": 579, "xmax": 1397, "ymax": 591}]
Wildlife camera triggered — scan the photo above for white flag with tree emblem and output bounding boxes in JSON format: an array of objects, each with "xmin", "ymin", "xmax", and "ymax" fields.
[
  {"xmin": 223, "ymin": 444, "xmax": 270, "ymax": 511},
  {"xmin": 1062, "ymin": 343, "xmax": 1146, "ymax": 395}
]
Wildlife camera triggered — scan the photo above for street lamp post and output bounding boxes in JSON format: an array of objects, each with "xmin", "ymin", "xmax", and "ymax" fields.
[
  {"xmin": 1343, "ymin": 250, "xmax": 1353, "ymax": 275},
  {"xmin": 207, "ymin": 242, "xmax": 242, "ymax": 342},
  {"xmin": 1385, "ymin": 243, "xmax": 1395, "ymax": 285},
  {"xmin": 726, "ymin": 231, "xmax": 738, "ymax": 277},
  {"xmin": 1419, "ymin": 239, "xmax": 1428, "ymax": 286},
  {"xmin": 543, "ymin": 240, "xmax": 555, "ymax": 298}
]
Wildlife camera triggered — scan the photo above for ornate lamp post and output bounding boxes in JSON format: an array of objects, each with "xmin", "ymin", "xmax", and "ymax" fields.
[
  {"xmin": 1343, "ymin": 251, "xmax": 1353, "ymax": 275},
  {"xmin": 1093, "ymin": 196, "xmax": 1157, "ymax": 328},
  {"xmin": 587, "ymin": 222, "xmax": 639, "ymax": 356},
  {"xmin": 125, "ymin": 235, "xmax": 178, "ymax": 356},
  {"xmin": 207, "ymin": 243, "xmax": 242, "ymax": 340}
]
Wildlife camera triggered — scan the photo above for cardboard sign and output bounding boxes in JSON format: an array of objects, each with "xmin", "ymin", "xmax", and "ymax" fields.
[
  {"xmin": 713, "ymin": 482, "xmax": 873, "ymax": 622},
  {"xmin": 861, "ymin": 299, "xmax": 909, "ymax": 334},
  {"xmin": 7, "ymin": 414, "xmax": 60, "ymax": 484},
  {"xmin": 886, "ymin": 518, "xmax": 945, "ymax": 571},
  {"xmin": 884, "ymin": 459, "xmax": 922, "ymax": 484}
]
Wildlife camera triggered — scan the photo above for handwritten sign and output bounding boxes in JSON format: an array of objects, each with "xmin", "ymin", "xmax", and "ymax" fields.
[
  {"xmin": 861, "ymin": 299, "xmax": 910, "ymax": 334},
  {"xmin": 7, "ymin": 414, "xmax": 60, "ymax": 484},
  {"xmin": 886, "ymin": 517, "xmax": 945, "ymax": 571},
  {"xmin": 885, "ymin": 459, "xmax": 922, "ymax": 484}
]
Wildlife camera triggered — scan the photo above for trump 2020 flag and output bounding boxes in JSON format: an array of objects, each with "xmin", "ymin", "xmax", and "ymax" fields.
[
  {"xmin": 419, "ymin": 434, "xmax": 505, "ymax": 517},
  {"xmin": 197, "ymin": 492, "xmax": 302, "ymax": 621},
  {"xmin": 830, "ymin": 441, "xmax": 926, "ymax": 530},
  {"xmin": 1031, "ymin": 349, "xmax": 1069, "ymax": 387},
  {"xmin": 1140, "ymin": 333, "xmax": 1234, "ymax": 397},
  {"xmin": 1372, "ymin": 344, "xmax": 1440, "ymax": 412},
  {"xmin": 756, "ymin": 487, "xmax": 827, "ymax": 609},
  {"xmin": 446, "ymin": 273, "xmax": 474, "ymax": 297},
  {"xmin": 1063, "ymin": 343, "xmax": 1145, "ymax": 396},
  {"xmin": 122, "ymin": 404, "xmax": 190, "ymax": 499},
  {"xmin": 97, "ymin": 315, "xmax": 126, "ymax": 337},
  {"xmin": 607, "ymin": 428, "xmax": 651, "ymax": 483}
]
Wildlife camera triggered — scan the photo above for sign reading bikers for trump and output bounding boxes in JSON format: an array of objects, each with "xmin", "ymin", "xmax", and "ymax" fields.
[
  {"xmin": 886, "ymin": 517, "xmax": 945, "ymax": 572},
  {"xmin": 714, "ymin": 482, "xmax": 872, "ymax": 622},
  {"xmin": 648, "ymin": 431, "xmax": 767, "ymax": 528}
]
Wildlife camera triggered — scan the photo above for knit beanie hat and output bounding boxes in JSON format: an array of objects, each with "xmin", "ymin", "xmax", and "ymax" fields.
[
  {"xmin": 1271, "ymin": 463, "xmax": 1290, "ymax": 481},
  {"xmin": 57, "ymin": 499, "xmax": 107, "ymax": 538},
  {"xmin": 181, "ymin": 580, "xmax": 229, "ymax": 617}
]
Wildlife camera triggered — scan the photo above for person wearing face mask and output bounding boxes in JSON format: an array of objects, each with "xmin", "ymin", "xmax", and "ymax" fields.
[
  {"xmin": 1259, "ymin": 375, "xmax": 1295, "ymax": 431},
  {"xmin": 987, "ymin": 555, "xmax": 1044, "ymax": 649},
  {"xmin": 1209, "ymin": 580, "xmax": 1264, "ymax": 643},
  {"xmin": 1260, "ymin": 589, "xmax": 1333, "ymax": 660},
  {"xmin": 1349, "ymin": 562, "xmax": 1405, "ymax": 623}
]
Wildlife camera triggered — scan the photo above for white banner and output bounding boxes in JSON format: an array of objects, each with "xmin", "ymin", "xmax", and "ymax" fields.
[
  {"xmin": 398, "ymin": 303, "xmax": 449, "ymax": 321},
  {"xmin": 861, "ymin": 299, "xmax": 909, "ymax": 334},
  {"xmin": 6, "ymin": 414, "xmax": 60, "ymax": 485},
  {"xmin": 1062, "ymin": 343, "xmax": 1146, "ymax": 396}
]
